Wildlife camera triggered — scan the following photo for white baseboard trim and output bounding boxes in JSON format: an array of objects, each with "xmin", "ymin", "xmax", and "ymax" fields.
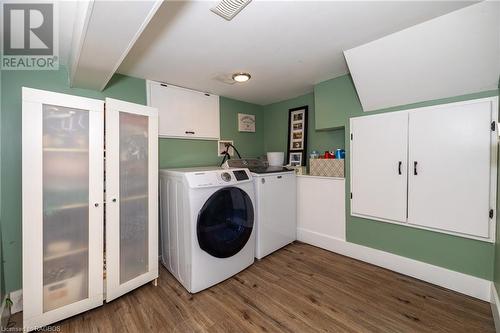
[
  {"xmin": 0, "ymin": 294, "xmax": 8, "ymax": 328},
  {"xmin": 297, "ymin": 227, "xmax": 491, "ymax": 301},
  {"xmin": 9, "ymin": 289, "xmax": 22, "ymax": 314},
  {"xmin": 491, "ymin": 284, "xmax": 500, "ymax": 333}
]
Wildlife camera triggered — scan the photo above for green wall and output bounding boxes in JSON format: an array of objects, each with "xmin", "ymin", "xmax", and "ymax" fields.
[
  {"xmin": 318, "ymin": 74, "xmax": 499, "ymax": 280},
  {"xmin": 1, "ymin": 65, "xmax": 498, "ymax": 291},
  {"xmin": 159, "ymin": 97, "xmax": 264, "ymax": 168},
  {"xmin": 262, "ymin": 92, "xmax": 345, "ymax": 158},
  {"xmin": 0, "ymin": 66, "xmax": 263, "ymax": 292}
]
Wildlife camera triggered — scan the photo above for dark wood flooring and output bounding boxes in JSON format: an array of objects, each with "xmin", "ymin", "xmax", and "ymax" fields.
[{"xmin": 9, "ymin": 242, "xmax": 495, "ymax": 332}]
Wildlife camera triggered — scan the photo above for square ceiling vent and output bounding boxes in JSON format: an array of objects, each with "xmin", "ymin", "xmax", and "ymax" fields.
[{"xmin": 211, "ymin": 0, "xmax": 252, "ymax": 21}]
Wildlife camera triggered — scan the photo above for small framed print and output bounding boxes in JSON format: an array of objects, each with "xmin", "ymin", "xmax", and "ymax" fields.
[
  {"xmin": 238, "ymin": 113, "xmax": 256, "ymax": 132},
  {"xmin": 289, "ymin": 152, "xmax": 302, "ymax": 167},
  {"xmin": 286, "ymin": 106, "xmax": 308, "ymax": 166}
]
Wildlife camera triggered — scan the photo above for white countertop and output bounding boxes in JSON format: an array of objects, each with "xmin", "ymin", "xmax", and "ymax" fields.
[{"xmin": 296, "ymin": 174, "xmax": 345, "ymax": 181}]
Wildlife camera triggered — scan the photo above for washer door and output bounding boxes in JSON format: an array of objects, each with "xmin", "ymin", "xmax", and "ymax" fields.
[{"xmin": 197, "ymin": 187, "xmax": 254, "ymax": 258}]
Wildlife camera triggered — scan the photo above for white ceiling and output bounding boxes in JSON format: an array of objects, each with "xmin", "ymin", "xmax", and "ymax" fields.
[{"xmin": 118, "ymin": 1, "xmax": 476, "ymax": 105}]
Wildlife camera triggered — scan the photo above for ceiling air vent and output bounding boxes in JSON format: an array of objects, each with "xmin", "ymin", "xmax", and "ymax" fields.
[{"xmin": 211, "ymin": 0, "xmax": 251, "ymax": 21}]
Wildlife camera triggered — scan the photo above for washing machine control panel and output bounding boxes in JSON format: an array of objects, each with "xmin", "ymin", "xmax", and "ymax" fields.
[
  {"xmin": 186, "ymin": 169, "xmax": 252, "ymax": 188},
  {"xmin": 221, "ymin": 172, "xmax": 232, "ymax": 182}
]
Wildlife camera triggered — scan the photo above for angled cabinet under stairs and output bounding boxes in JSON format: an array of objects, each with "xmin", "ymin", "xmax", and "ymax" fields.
[
  {"xmin": 22, "ymin": 88, "xmax": 158, "ymax": 330},
  {"xmin": 350, "ymin": 97, "xmax": 498, "ymax": 242}
]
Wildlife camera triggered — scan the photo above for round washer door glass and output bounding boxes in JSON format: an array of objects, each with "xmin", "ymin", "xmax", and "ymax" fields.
[{"xmin": 197, "ymin": 187, "xmax": 254, "ymax": 258}]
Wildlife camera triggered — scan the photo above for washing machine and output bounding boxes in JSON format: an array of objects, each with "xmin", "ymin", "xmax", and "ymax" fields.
[{"xmin": 159, "ymin": 167, "xmax": 255, "ymax": 293}]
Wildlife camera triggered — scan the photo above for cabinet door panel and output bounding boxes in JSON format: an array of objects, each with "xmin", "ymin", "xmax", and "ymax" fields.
[
  {"xmin": 408, "ymin": 100, "xmax": 495, "ymax": 238},
  {"xmin": 148, "ymin": 82, "xmax": 219, "ymax": 140},
  {"xmin": 22, "ymin": 88, "xmax": 104, "ymax": 329},
  {"xmin": 350, "ymin": 112, "xmax": 408, "ymax": 222},
  {"xmin": 105, "ymin": 98, "xmax": 158, "ymax": 302}
]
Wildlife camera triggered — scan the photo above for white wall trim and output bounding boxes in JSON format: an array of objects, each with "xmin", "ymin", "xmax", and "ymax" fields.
[
  {"xmin": 491, "ymin": 284, "xmax": 500, "ymax": 333},
  {"xmin": 297, "ymin": 227, "xmax": 491, "ymax": 301},
  {"xmin": 1, "ymin": 294, "xmax": 8, "ymax": 328},
  {"xmin": 9, "ymin": 289, "xmax": 22, "ymax": 315}
]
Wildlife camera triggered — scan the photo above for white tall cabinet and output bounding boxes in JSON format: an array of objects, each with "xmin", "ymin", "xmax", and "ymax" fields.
[
  {"xmin": 22, "ymin": 88, "xmax": 158, "ymax": 329},
  {"xmin": 350, "ymin": 97, "xmax": 498, "ymax": 242}
]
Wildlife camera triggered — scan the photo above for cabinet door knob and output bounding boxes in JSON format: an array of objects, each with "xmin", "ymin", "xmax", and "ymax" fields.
[
  {"xmin": 94, "ymin": 203, "xmax": 99, "ymax": 207},
  {"xmin": 414, "ymin": 161, "xmax": 418, "ymax": 175},
  {"xmin": 185, "ymin": 131, "xmax": 195, "ymax": 135},
  {"xmin": 398, "ymin": 161, "xmax": 402, "ymax": 175},
  {"xmin": 112, "ymin": 198, "xmax": 117, "ymax": 202}
]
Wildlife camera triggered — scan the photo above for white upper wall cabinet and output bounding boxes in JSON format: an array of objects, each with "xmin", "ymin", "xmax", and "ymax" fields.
[
  {"xmin": 147, "ymin": 81, "xmax": 220, "ymax": 140},
  {"xmin": 407, "ymin": 99, "xmax": 497, "ymax": 239},
  {"xmin": 344, "ymin": 1, "xmax": 500, "ymax": 111},
  {"xmin": 350, "ymin": 112, "xmax": 409, "ymax": 223}
]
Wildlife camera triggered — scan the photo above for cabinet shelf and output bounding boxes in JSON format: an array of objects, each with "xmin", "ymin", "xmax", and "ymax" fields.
[
  {"xmin": 44, "ymin": 247, "xmax": 88, "ymax": 262},
  {"xmin": 43, "ymin": 147, "xmax": 89, "ymax": 153}
]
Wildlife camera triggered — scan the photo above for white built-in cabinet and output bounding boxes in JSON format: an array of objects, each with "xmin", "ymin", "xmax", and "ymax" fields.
[
  {"xmin": 147, "ymin": 80, "xmax": 220, "ymax": 140},
  {"xmin": 22, "ymin": 88, "xmax": 158, "ymax": 329},
  {"xmin": 350, "ymin": 97, "xmax": 498, "ymax": 242},
  {"xmin": 296, "ymin": 175, "xmax": 346, "ymax": 242}
]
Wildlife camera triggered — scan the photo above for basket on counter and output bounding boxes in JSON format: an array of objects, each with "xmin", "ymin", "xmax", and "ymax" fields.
[{"xmin": 309, "ymin": 159, "xmax": 344, "ymax": 177}]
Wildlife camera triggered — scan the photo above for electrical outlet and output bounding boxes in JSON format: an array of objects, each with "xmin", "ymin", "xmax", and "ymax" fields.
[{"xmin": 218, "ymin": 140, "xmax": 234, "ymax": 156}]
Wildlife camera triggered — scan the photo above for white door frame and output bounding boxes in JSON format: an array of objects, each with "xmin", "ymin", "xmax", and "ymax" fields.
[{"xmin": 105, "ymin": 98, "xmax": 158, "ymax": 301}]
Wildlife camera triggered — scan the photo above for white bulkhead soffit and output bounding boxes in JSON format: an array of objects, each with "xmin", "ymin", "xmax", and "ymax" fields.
[{"xmin": 344, "ymin": 1, "xmax": 500, "ymax": 112}]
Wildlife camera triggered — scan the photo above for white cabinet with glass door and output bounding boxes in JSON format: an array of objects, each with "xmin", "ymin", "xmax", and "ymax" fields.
[
  {"xmin": 22, "ymin": 88, "xmax": 158, "ymax": 330},
  {"xmin": 105, "ymin": 98, "xmax": 158, "ymax": 301}
]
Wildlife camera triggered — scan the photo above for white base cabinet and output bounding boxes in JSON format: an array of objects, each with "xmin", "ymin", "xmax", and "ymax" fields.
[
  {"xmin": 350, "ymin": 97, "xmax": 498, "ymax": 242},
  {"xmin": 297, "ymin": 175, "xmax": 346, "ymax": 242},
  {"xmin": 22, "ymin": 88, "xmax": 158, "ymax": 330}
]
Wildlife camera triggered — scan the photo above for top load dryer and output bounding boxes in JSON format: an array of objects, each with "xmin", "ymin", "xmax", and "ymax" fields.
[{"xmin": 224, "ymin": 159, "xmax": 297, "ymax": 259}]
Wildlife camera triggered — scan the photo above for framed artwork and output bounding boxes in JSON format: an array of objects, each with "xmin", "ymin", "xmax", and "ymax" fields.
[
  {"xmin": 286, "ymin": 106, "xmax": 308, "ymax": 166},
  {"xmin": 238, "ymin": 113, "xmax": 256, "ymax": 132},
  {"xmin": 289, "ymin": 152, "xmax": 303, "ymax": 167}
]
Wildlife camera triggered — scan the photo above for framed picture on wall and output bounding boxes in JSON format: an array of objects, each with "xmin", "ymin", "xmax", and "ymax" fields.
[
  {"xmin": 238, "ymin": 113, "xmax": 256, "ymax": 132},
  {"xmin": 287, "ymin": 106, "xmax": 308, "ymax": 166}
]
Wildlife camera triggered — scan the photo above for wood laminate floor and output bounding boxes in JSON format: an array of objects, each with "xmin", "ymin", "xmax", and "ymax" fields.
[{"xmin": 9, "ymin": 242, "xmax": 495, "ymax": 332}]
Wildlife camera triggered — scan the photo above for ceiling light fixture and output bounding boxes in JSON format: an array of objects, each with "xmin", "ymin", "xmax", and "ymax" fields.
[{"xmin": 232, "ymin": 73, "xmax": 251, "ymax": 83}]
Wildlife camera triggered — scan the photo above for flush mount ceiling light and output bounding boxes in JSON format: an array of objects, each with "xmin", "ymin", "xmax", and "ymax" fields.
[
  {"xmin": 211, "ymin": 0, "xmax": 252, "ymax": 21},
  {"xmin": 232, "ymin": 73, "xmax": 251, "ymax": 83}
]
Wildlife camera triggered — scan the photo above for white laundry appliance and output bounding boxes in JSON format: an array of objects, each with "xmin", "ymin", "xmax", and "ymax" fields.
[
  {"xmin": 224, "ymin": 159, "xmax": 297, "ymax": 259},
  {"xmin": 159, "ymin": 167, "xmax": 255, "ymax": 293}
]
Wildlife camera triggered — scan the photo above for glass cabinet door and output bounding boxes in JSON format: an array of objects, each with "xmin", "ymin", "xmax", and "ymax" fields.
[
  {"xmin": 42, "ymin": 104, "xmax": 90, "ymax": 312},
  {"xmin": 22, "ymin": 88, "xmax": 104, "ymax": 329},
  {"xmin": 105, "ymin": 98, "xmax": 158, "ymax": 301}
]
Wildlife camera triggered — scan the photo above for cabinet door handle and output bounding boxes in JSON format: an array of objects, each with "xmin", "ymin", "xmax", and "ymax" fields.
[
  {"xmin": 414, "ymin": 161, "xmax": 418, "ymax": 175},
  {"xmin": 185, "ymin": 131, "xmax": 195, "ymax": 135},
  {"xmin": 398, "ymin": 161, "xmax": 402, "ymax": 175}
]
